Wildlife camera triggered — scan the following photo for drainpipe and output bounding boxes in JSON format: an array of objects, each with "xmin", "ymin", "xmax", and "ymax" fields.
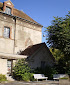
[{"xmin": 13, "ymin": 16, "xmax": 16, "ymax": 54}]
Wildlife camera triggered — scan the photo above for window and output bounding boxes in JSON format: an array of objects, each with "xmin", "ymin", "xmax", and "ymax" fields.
[
  {"xmin": 5, "ymin": 6, "xmax": 11, "ymax": 14},
  {"xmin": 4, "ymin": 27, "xmax": 10, "ymax": 38}
]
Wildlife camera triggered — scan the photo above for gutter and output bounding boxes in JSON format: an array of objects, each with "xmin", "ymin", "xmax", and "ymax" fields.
[{"xmin": 0, "ymin": 11, "xmax": 43, "ymax": 27}]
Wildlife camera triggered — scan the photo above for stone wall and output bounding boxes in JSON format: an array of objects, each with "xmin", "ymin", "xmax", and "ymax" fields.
[
  {"xmin": 28, "ymin": 46, "xmax": 54, "ymax": 69},
  {"xmin": 0, "ymin": 13, "xmax": 42, "ymax": 54},
  {"xmin": 14, "ymin": 19, "xmax": 42, "ymax": 54},
  {"xmin": 0, "ymin": 14, "xmax": 15, "ymax": 54}
]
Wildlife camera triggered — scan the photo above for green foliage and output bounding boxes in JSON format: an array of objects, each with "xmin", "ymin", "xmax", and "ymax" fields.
[
  {"xmin": 34, "ymin": 66, "xmax": 58, "ymax": 79},
  {"xmin": 46, "ymin": 11, "xmax": 70, "ymax": 74},
  {"xmin": 46, "ymin": 12, "xmax": 70, "ymax": 56},
  {"xmin": 22, "ymin": 73, "xmax": 34, "ymax": 81},
  {"xmin": 50, "ymin": 48, "xmax": 64, "ymax": 62},
  {"xmin": 0, "ymin": 74, "xmax": 7, "ymax": 82},
  {"xmin": 67, "ymin": 66, "xmax": 70, "ymax": 75},
  {"xmin": 59, "ymin": 77, "xmax": 68, "ymax": 79},
  {"xmin": 13, "ymin": 59, "xmax": 34, "ymax": 81}
]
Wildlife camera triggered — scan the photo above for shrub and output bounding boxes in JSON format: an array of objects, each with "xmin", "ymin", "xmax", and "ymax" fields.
[
  {"xmin": 0, "ymin": 74, "xmax": 7, "ymax": 82},
  {"xmin": 67, "ymin": 66, "xmax": 70, "ymax": 75},
  {"xmin": 13, "ymin": 59, "xmax": 34, "ymax": 81},
  {"xmin": 22, "ymin": 72, "xmax": 34, "ymax": 81},
  {"xmin": 59, "ymin": 77, "xmax": 68, "ymax": 80}
]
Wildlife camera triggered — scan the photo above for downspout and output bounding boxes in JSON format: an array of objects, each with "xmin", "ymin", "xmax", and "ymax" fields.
[{"xmin": 13, "ymin": 16, "xmax": 16, "ymax": 54}]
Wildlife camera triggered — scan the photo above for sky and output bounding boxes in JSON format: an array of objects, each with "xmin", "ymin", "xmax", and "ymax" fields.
[{"xmin": 1, "ymin": 0, "xmax": 70, "ymax": 44}]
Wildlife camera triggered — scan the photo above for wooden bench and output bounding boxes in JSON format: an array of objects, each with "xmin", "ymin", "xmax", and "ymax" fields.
[
  {"xmin": 53, "ymin": 74, "xmax": 68, "ymax": 81},
  {"xmin": 33, "ymin": 74, "xmax": 48, "ymax": 81}
]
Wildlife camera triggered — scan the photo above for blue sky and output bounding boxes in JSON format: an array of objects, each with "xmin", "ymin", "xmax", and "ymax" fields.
[{"xmin": 1, "ymin": 0, "xmax": 70, "ymax": 44}]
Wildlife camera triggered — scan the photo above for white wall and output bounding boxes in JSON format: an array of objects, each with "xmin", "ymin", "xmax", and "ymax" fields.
[{"xmin": 0, "ymin": 58, "xmax": 7, "ymax": 75}]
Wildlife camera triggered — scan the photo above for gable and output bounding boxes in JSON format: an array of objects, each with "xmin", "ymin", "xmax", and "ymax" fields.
[
  {"xmin": 28, "ymin": 43, "xmax": 55, "ymax": 62},
  {"xmin": 4, "ymin": 0, "xmax": 14, "ymax": 6},
  {"xmin": 0, "ymin": 1, "xmax": 43, "ymax": 27},
  {"xmin": 20, "ymin": 43, "xmax": 55, "ymax": 62}
]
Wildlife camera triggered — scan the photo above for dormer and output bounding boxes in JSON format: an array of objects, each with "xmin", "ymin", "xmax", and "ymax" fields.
[{"xmin": 3, "ymin": 0, "xmax": 14, "ymax": 15}]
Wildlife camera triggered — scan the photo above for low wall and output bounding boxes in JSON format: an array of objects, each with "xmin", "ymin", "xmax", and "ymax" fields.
[{"xmin": 59, "ymin": 79, "xmax": 70, "ymax": 85}]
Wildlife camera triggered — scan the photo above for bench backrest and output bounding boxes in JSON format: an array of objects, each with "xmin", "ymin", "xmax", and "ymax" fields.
[
  {"xmin": 33, "ymin": 74, "xmax": 45, "ymax": 79},
  {"xmin": 53, "ymin": 74, "xmax": 68, "ymax": 78}
]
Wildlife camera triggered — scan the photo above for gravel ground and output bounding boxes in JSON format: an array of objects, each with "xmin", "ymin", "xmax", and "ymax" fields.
[{"xmin": 0, "ymin": 81, "xmax": 59, "ymax": 85}]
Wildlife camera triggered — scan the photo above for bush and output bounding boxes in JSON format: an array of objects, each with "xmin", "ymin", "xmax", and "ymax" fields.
[
  {"xmin": 59, "ymin": 77, "xmax": 68, "ymax": 80},
  {"xmin": 0, "ymin": 74, "xmax": 7, "ymax": 82},
  {"xmin": 13, "ymin": 59, "xmax": 34, "ymax": 81},
  {"xmin": 22, "ymin": 72, "xmax": 34, "ymax": 81}
]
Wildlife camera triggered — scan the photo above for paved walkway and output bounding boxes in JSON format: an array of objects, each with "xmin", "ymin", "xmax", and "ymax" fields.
[{"xmin": 0, "ymin": 81, "xmax": 59, "ymax": 85}]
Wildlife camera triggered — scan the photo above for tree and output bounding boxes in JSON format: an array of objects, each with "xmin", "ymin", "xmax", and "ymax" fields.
[
  {"xmin": 46, "ymin": 11, "xmax": 70, "ymax": 73},
  {"xmin": 50, "ymin": 48, "xmax": 64, "ymax": 62}
]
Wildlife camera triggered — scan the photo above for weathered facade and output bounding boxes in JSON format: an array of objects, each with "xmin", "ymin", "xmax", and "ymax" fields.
[
  {"xmin": 0, "ymin": 13, "xmax": 42, "ymax": 54},
  {"xmin": 0, "ymin": 0, "xmax": 54, "ymax": 77},
  {"xmin": 20, "ymin": 43, "xmax": 55, "ymax": 68},
  {"xmin": 0, "ymin": 0, "xmax": 42, "ymax": 76}
]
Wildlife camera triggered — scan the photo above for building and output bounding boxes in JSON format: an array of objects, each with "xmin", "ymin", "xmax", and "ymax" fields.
[
  {"xmin": 0, "ymin": 0, "xmax": 54, "ymax": 77},
  {"xmin": 20, "ymin": 43, "xmax": 55, "ymax": 69}
]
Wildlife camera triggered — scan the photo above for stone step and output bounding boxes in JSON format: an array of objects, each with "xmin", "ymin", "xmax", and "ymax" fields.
[{"xmin": 6, "ymin": 75, "xmax": 15, "ymax": 81}]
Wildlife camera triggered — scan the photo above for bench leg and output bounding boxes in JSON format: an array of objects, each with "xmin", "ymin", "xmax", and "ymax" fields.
[
  {"xmin": 37, "ymin": 79, "xmax": 38, "ymax": 82},
  {"xmin": 46, "ymin": 78, "xmax": 47, "ymax": 81}
]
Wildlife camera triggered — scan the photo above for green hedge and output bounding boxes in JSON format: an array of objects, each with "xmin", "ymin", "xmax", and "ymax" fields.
[{"xmin": 0, "ymin": 74, "xmax": 7, "ymax": 82}]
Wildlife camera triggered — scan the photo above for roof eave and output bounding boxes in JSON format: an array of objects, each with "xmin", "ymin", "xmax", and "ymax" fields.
[{"xmin": 0, "ymin": 11, "xmax": 43, "ymax": 27}]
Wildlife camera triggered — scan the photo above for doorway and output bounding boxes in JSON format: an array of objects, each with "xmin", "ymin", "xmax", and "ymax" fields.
[{"xmin": 7, "ymin": 60, "xmax": 13, "ymax": 76}]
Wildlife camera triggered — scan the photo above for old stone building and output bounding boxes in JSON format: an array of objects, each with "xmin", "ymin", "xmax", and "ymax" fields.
[
  {"xmin": 0, "ymin": 0, "xmax": 54, "ymax": 77},
  {"xmin": 20, "ymin": 43, "xmax": 55, "ymax": 69}
]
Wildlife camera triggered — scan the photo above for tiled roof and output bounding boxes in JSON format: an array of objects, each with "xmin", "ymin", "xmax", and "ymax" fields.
[
  {"xmin": 20, "ymin": 43, "xmax": 43, "ymax": 56},
  {"xmin": 0, "ymin": 2, "xmax": 3, "ymax": 11},
  {"xmin": 13, "ymin": 8, "xmax": 38, "ymax": 24},
  {"xmin": 0, "ymin": 2, "xmax": 42, "ymax": 26},
  {"xmin": 20, "ymin": 43, "xmax": 55, "ymax": 61}
]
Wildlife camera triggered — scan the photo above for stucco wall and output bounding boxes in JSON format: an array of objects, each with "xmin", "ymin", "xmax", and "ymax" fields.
[
  {"xmin": 0, "ymin": 14, "xmax": 15, "ymax": 54},
  {"xmin": 0, "ymin": 14, "xmax": 42, "ymax": 54},
  {"xmin": 0, "ymin": 58, "xmax": 7, "ymax": 75},
  {"xmin": 28, "ymin": 46, "xmax": 54, "ymax": 69},
  {"xmin": 14, "ymin": 19, "xmax": 42, "ymax": 54}
]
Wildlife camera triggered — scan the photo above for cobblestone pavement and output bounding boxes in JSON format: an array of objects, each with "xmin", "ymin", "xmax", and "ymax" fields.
[{"xmin": 0, "ymin": 81, "xmax": 59, "ymax": 85}]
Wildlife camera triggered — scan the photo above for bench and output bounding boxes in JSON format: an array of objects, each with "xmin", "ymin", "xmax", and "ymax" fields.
[
  {"xmin": 53, "ymin": 74, "xmax": 68, "ymax": 81},
  {"xmin": 33, "ymin": 74, "xmax": 48, "ymax": 81}
]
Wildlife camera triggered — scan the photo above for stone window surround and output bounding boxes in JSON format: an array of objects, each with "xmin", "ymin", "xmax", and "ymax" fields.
[
  {"xmin": 2, "ymin": 26, "xmax": 12, "ymax": 39},
  {"xmin": 3, "ymin": 1, "xmax": 14, "ymax": 15}
]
